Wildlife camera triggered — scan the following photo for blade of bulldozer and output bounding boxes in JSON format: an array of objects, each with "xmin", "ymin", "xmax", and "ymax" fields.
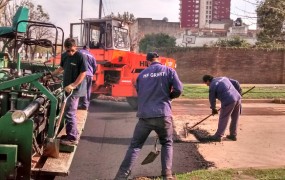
[{"xmin": 141, "ymin": 150, "xmax": 160, "ymax": 165}]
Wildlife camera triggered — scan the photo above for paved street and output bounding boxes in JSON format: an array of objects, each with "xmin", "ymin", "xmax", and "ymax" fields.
[
  {"xmin": 56, "ymin": 98, "xmax": 285, "ymax": 180},
  {"xmin": 56, "ymin": 99, "xmax": 209, "ymax": 180}
]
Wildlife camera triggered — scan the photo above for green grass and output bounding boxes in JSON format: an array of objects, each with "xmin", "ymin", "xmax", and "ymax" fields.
[
  {"xmin": 173, "ymin": 168, "xmax": 285, "ymax": 180},
  {"xmin": 135, "ymin": 168, "xmax": 285, "ymax": 179},
  {"xmin": 181, "ymin": 84, "xmax": 285, "ymax": 99}
]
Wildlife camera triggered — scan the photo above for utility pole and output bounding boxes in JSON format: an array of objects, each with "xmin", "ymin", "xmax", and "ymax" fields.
[
  {"xmin": 80, "ymin": 0, "xmax": 83, "ymax": 45},
  {"xmin": 99, "ymin": 0, "xmax": 102, "ymax": 19}
]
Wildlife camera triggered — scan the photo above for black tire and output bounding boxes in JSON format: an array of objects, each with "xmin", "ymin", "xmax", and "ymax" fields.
[
  {"xmin": 90, "ymin": 93, "xmax": 100, "ymax": 99},
  {"xmin": 126, "ymin": 97, "xmax": 138, "ymax": 110}
]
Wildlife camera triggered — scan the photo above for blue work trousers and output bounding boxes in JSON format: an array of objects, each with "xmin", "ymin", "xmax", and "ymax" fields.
[
  {"xmin": 79, "ymin": 75, "xmax": 93, "ymax": 109},
  {"xmin": 65, "ymin": 94, "xmax": 80, "ymax": 140},
  {"xmin": 117, "ymin": 116, "xmax": 173, "ymax": 177},
  {"xmin": 215, "ymin": 100, "xmax": 241, "ymax": 137}
]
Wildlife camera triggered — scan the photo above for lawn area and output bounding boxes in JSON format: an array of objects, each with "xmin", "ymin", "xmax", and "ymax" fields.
[
  {"xmin": 135, "ymin": 168, "xmax": 285, "ymax": 180},
  {"xmin": 174, "ymin": 168, "xmax": 285, "ymax": 180},
  {"xmin": 181, "ymin": 84, "xmax": 285, "ymax": 99}
]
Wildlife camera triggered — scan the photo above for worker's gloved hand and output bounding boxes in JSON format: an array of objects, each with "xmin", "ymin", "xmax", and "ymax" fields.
[
  {"xmin": 212, "ymin": 108, "xmax": 218, "ymax": 115},
  {"xmin": 64, "ymin": 83, "xmax": 76, "ymax": 93}
]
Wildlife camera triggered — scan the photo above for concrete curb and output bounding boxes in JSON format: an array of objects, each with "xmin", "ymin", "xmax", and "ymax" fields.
[{"xmin": 176, "ymin": 98, "xmax": 285, "ymax": 104}]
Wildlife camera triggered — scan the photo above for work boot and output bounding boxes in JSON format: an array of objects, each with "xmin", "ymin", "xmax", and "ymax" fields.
[
  {"xmin": 60, "ymin": 135, "xmax": 78, "ymax": 146},
  {"xmin": 60, "ymin": 138, "xmax": 78, "ymax": 146},
  {"xmin": 226, "ymin": 135, "xmax": 237, "ymax": 141},
  {"xmin": 162, "ymin": 174, "xmax": 175, "ymax": 180},
  {"xmin": 114, "ymin": 170, "xmax": 131, "ymax": 180}
]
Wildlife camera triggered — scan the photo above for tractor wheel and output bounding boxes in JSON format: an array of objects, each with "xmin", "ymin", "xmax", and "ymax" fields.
[
  {"xmin": 91, "ymin": 93, "xmax": 100, "ymax": 99},
  {"xmin": 126, "ymin": 97, "xmax": 138, "ymax": 110}
]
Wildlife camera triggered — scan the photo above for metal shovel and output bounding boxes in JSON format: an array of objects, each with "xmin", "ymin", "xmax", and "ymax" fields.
[
  {"xmin": 141, "ymin": 136, "xmax": 160, "ymax": 165},
  {"xmin": 43, "ymin": 91, "xmax": 73, "ymax": 158}
]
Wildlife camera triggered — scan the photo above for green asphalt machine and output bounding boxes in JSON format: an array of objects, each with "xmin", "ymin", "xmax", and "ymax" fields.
[{"xmin": 0, "ymin": 6, "xmax": 87, "ymax": 179}]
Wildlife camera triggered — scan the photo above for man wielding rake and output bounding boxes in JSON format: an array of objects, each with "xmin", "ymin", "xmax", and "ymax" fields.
[{"xmin": 202, "ymin": 74, "xmax": 242, "ymax": 142}]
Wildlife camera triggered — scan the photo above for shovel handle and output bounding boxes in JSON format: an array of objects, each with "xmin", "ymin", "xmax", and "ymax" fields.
[
  {"xmin": 241, "ymin": 86, "xmax": 255, "ymax": 96},
  {"xmin": 53, "ymin": 90, "xmax": 73, "ymax": 138},
  {"xmin": 154, "ymin": 136, "xmax": 160, "ymax": 152}
]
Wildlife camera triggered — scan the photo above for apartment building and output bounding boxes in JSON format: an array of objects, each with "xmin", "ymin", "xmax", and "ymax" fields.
[{"xmin": 180, "ymin": 0, "xmax": 231, "ymax": 28}]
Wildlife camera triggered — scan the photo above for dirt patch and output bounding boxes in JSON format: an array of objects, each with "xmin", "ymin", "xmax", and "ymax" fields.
[{"xmin": 171, "ymin": 100, "xmax": 285, "ymax": 170}]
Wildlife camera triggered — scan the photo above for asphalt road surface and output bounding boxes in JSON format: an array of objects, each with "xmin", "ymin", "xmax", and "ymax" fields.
[{"xmin": 56, "ymin": 99, "xmax": 211, "ymax": 180}]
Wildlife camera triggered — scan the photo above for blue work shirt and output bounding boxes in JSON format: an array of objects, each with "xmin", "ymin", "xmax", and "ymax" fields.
[
  {"xmin": 136, "ymin": 62, "xmax": 183, "ymax": 118},
  {"xmin": 60, "ymin": 51, "xmax": 87, "ymax": 97},
  {"xmin": 79, "ymin": 49, "xmax": 97, "ymax": 77},
  {"xmin": 209, "ymin": 77, "xmax": 242, "ymax": 109}
]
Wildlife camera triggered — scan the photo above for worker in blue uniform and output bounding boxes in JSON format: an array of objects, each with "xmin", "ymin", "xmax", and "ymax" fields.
[
  {"xmin": 49, "ymin": 38, "xmax": 87, "ymax": 145},
  {"xmin": 202, "ymin": 75, "xmax": 242, "ymax": 142},
  {"xmin": 78, "ymin": 45, "xmax": 97, "ymax": 110},
  {"xmin": 115, "ymin": 52, "xmax": 183, "ymax": 180}
]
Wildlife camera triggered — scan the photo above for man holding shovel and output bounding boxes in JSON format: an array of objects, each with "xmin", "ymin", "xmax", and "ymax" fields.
[
  {"xmin": 115, "ymin": 52, "xmax": 183, "ymax": 180},
  {"xmin": 48, "ymin": 38, "xmax": 87, "ymax": 146},
  {"xmin": 202, "ymin": 74, "xmax": 242, "ymax": 142}
]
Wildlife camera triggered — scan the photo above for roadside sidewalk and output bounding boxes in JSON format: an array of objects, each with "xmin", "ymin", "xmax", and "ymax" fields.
[{"xmin": 176, "ymin": 98, "xmax": 285, "ymax": 103}]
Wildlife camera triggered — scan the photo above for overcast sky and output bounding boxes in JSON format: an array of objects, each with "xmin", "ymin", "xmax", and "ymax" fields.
[{"xmin": 33, "ymin": 0, "xmax": 257, "ymax": 35}]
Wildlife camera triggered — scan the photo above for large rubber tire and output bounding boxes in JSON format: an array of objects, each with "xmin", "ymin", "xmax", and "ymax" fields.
[
  {"xmin": 90, "ymin": 93, "xmax": 100, "ymax": 99},
  {"xmin": 126, "ymin": 97, "xmax": 138, "ymax": 110}
]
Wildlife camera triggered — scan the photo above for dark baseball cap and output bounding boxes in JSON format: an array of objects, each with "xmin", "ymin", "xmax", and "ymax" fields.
[
  {"xmin": 146, "ymin": 52, "xmax": 159, "ymax": 61},
  {"xmin": 83, "ymin": 45, "xmax": 89, "ymax": 49}
]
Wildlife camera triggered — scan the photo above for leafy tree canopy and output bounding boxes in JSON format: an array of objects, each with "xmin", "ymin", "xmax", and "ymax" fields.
[
  {"xmin": 139, "ymin": 33, "xmax": 176, "ymax": 53},
  {"xmin": 105, "ymin": 12, "xmax": 136, "ymax": 23},
  {"xmin": 256, "ymin": 0, "xmax": 285, "ymax": 44},
  {"xmin": 0, "ymin": 0, "xmax": 55, "ymax": 59}
]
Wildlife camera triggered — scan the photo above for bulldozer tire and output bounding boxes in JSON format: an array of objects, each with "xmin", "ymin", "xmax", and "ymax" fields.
[
  {"xmin": 91, "ymin": 93, "xmax": 100, "ymax": 99},
  {"xmin": 126, "ymin": 97, "xmax": 138, "ymax": 110}
]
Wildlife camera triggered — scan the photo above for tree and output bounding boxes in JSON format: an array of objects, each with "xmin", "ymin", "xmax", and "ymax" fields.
[
  {"xmin": 105, "ymin": 12, "xmax": 136, "ymax": 23},
  {"xmin": 0, "ymin": 0, "xmax": 54, "ymax": 60},
  {"xmin": 0, "ymin": 0, "xmax": 10, "ymax": 17},
  {"xmin": 256, "ymin": 0, "xmax": 285, "ymax": 45},
  {"xmin": 139, "ymin": 33, "xmax": 176, "ymax": 53}
]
